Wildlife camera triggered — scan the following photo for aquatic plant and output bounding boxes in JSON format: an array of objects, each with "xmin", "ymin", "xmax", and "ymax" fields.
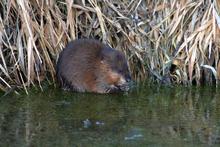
[{"xmin": 0, "ymin": 0, "xmax": 219, "ymax": 93}]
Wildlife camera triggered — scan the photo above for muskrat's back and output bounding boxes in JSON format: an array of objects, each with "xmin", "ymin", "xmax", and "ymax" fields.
[{"xmin": 56, "ymin": 39, "xmax": 131, "ymax": 93}]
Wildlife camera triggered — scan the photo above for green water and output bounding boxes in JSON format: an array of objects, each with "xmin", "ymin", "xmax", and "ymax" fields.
[{"xmin": 0, "ymin": 84, "xmax": 220, "ymax": 147}]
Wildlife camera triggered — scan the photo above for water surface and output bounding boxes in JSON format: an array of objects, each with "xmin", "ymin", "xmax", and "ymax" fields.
[{"xmin": 0, "ymin": 84, "xmax": 220, "ymax": 146}]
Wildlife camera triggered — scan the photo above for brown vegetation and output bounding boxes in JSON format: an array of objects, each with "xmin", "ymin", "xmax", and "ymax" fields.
[{"xmin": 0, "ymin": 0, "xmax": 220, "ymax": 94}]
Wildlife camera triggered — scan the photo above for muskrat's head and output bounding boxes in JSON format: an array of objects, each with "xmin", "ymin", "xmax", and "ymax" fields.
[{"xmin": 101, "ymin": 46, "xmax": 132, "ymax": 92}]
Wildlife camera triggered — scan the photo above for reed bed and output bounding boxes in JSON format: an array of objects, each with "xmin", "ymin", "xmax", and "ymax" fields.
[{"xmin": 0, "ymin": 0, "xmax": 220, "ymax": 93}]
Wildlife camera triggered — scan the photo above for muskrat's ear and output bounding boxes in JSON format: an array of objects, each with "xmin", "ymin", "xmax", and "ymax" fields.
[{"xmin": 100, "ymin": 47, "xmax": 110, "ymax": 61}]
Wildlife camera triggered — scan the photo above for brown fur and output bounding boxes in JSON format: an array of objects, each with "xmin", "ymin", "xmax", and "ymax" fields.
[{"xmin": 56, "ymin": 39, "xmax": 131, "ymax": 93}]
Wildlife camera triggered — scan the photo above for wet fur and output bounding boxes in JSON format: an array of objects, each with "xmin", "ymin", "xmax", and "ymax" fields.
[{"xmin": 56, "ymin": 39, "xmax": 131, "ymax": 93}]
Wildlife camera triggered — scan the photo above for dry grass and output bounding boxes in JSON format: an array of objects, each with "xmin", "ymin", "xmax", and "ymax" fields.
[{"xmin": 0, "ymin": 0, "xmax": 220, "ymax": 93}]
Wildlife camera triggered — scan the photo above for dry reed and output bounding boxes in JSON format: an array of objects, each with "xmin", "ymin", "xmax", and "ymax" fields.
[{"xmin": 0, "ymin": 0, "xmax": 220, "ymax": 93}]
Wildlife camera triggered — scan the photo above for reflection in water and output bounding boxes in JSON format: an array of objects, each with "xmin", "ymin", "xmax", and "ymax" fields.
[{"xmin": 0, "ymin": 84, "xmax": 220, "ymax": 146}]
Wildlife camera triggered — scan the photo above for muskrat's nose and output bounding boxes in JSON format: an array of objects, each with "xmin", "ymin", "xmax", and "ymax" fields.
[
  {"xmin": 126, "ymin": 78, "xmax": 131, "ymax": 83},
  {"xmin": 126, "ymin": 75, "xmax": 132, "ymax": 83}
]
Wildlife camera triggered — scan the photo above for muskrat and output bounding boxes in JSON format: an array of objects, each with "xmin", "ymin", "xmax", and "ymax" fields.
[{"xmin": 56, "ymin": 39, "xmax": 131, "ymax": 93}]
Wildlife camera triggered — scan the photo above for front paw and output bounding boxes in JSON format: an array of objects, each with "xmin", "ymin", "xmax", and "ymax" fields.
[{"xmin": 107, "ymin": 85, "xmax": 120, "ymax": 93}]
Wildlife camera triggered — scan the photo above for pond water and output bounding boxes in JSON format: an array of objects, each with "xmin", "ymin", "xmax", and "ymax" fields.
[{"xmin": 0, "ymin": 84, "xmax": 220, "ymax": 147}]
